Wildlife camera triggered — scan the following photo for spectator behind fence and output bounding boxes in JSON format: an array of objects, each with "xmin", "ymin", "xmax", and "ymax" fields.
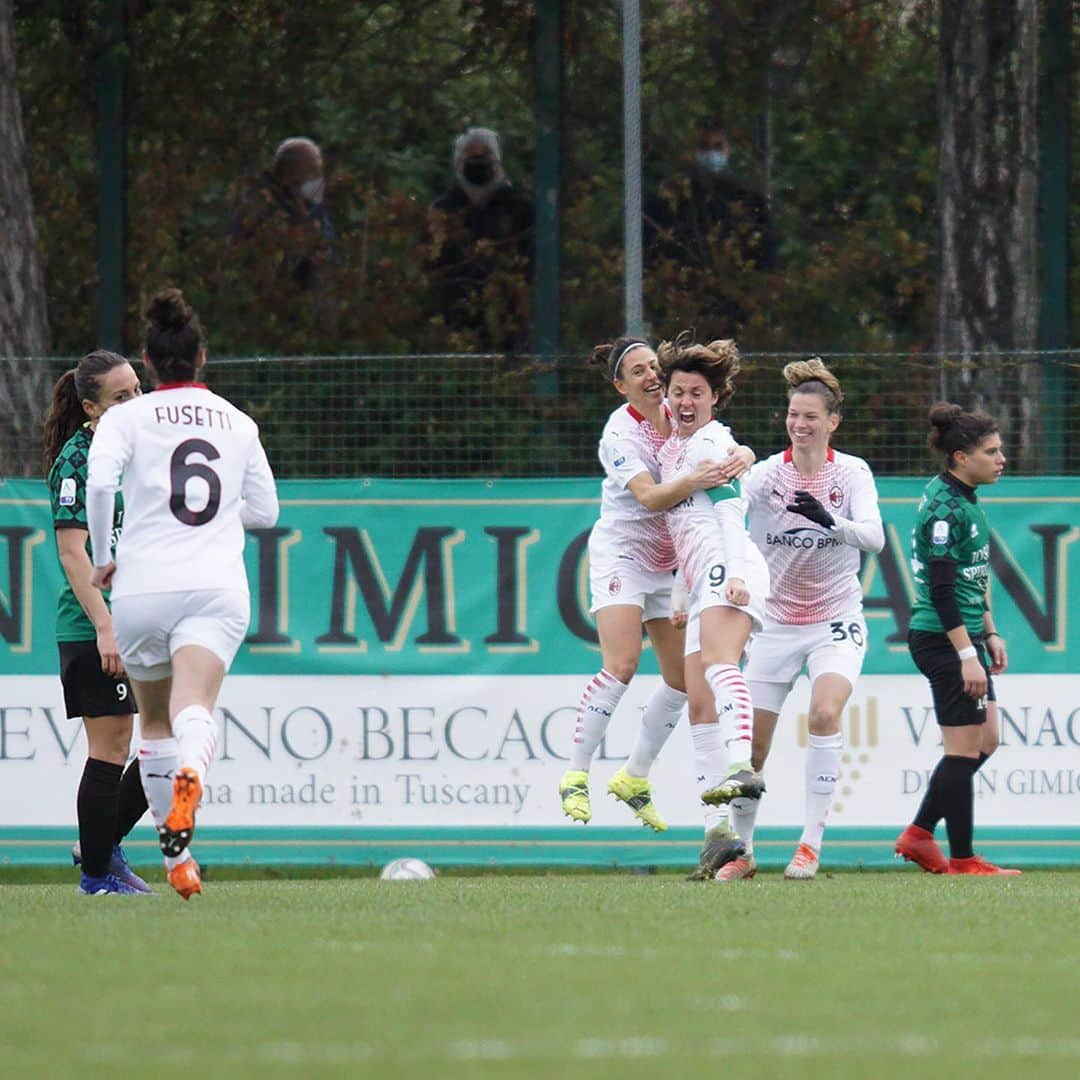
[
  {"xmin": 644, "ymin": 127, "xmax": 777, "ymax": 336},
  {"xmin": 427, "ymin": 127, "xmax": 534, "ymax": 353},
  {"xmin": 230, "ymin": 136, "xmax": 339, "ymax": 293}
]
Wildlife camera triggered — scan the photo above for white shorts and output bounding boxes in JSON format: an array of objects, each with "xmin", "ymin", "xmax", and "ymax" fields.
[
  {"xmin": 684, "ymin": 554, "xmax": 769, "ymax": 656},
  {"xmin": 112, "ymin": 589, "xmax": 250, "ymax": 682},
  {"xmin": 744, "ymin": 611, "xmax": 868, "ymax": 714},
  {"xmin": 588, "ymin": 542, "xmax": 674, "ymax": 622}
]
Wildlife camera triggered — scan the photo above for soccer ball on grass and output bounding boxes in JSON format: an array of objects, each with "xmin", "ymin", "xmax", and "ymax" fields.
[{"xmin": 379, "ymin": 857, "xmax": 436, "ymax": 881}]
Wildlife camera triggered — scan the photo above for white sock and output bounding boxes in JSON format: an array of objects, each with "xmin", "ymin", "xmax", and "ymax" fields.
[
  {"xmin": 800, "ymin": 732, "xmax": 843, "ymax": 852},
  {"xmin": 568, "ymin": 669, "xmax": 629, "ymax": 772},
  {"xmin": 172, "ymin": 705, "xmax": 219, "ymax": 785},
  {"xmin": 731, "ymin": 796, "xmax": 761, "ymax": 853},
  {"xmin": 626, "ymin": 682, "xmax": 686, "ymax": 777},
  {"xmin": 691, "ymin": 723, "xmax": 729, "ymax": 833},
  {"xmin": 705, "ymin": 663, "xmax": 754, "ymax": 764},
  {"xmin": 138, "ymin": 737, "xmax": 192, "ymax": 870}
]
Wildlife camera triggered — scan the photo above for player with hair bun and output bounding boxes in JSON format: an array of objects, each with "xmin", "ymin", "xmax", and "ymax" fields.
[
  {"xmin": 895, "ymin": 403, "xmax": 1017, "ymax": 875},
  {"xmin": 559, "ymin": 335, "xmax": 753, "ymax": 831},
  {"xmin": 86, "ymin": 287, "xmax": 279, "ymax": 899},
  {"xmin": 656, "ymin": 335, "xmax": 770, "ymax": 881},
  {"xmin": 44, "ymin": 351, "xmax": 150, "ymax": 896},
  {"xmin": 727, "ymin": 358, "xmax": 884, "ymax": 882}
]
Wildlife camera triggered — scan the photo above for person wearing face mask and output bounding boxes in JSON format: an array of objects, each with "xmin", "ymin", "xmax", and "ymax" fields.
[
  {"xmin": 230, "ymin": 136, "xmax": 339, "ymax": 292},
  {"xmin": 644, "ymin": 125, "xmax": 777, "ymax": 336},
  {"xmin": 427, "ymin": 126, "xmax": 534, "ymax": 352}
]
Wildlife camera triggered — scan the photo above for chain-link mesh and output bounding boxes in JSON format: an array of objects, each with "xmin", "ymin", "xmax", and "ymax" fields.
[{"xmin": 5, "ymin": 352, "xmax": 1077, "ymax": 479}]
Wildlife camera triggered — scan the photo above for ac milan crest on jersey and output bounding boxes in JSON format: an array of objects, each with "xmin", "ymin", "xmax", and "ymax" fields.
[
  {"xmin": 744, "ymin": 448, "xmax": 880, "ymax": 624},
  {"xmin": 608, "ymin": 575, "xmax": 622, "ymax": 596}
]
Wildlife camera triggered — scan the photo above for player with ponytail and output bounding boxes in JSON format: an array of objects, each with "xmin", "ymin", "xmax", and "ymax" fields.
[{"xmin": 45, "ymin": 351, "xmax": 150, "ymax": 895}]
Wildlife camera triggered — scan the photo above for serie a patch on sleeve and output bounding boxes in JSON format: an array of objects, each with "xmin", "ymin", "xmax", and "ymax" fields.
[
  {"xmin": 59, "ymin": 477, "xmax": 77, "ymax": 507},
  {"xmin": 931, "ymin": 518, "xmax": 950, "ymax": 546}
]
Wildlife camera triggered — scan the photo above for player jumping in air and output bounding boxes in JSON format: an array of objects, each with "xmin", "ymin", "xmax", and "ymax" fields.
[
  {"xmin": 559, "ymin": 336, "xmax": 752, "ymax": 830},
  {"xmin": 656, "ymin": 335, "xmax": 770, "ymax": 881}
]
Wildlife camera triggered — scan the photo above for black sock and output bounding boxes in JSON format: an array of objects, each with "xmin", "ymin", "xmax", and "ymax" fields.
[
  {"xmin": 77, "ymin": 758, "xmax": 123, "ymax": 877},
  {"xmin": 913, "ymin": 758, "xmax": 947, "ymax": 833},
  {"xmin": 938, "ymin": 755, "xmax": 979, "ymax": 860},
  {"xmin": 114, "ymin": 759, "xmax": 148, "ymax": 843}
]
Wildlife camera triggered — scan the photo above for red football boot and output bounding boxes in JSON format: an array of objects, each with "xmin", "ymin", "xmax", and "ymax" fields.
[
  {"xmin": 895, "ymin": 824, "xmax": 950, "ymax": 874},
  {"xmin": 948, "ymin": 854, "xmax": 1022, "ymax": 876}
]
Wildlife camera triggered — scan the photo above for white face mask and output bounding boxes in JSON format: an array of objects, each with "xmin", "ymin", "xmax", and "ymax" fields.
[
  {"xmin": 299, "ymin": 176, "xmax": 325, "ymax": 204},
  {"xmin": 695, "ymin": 150, "xmax": 728, "ymax": 174}
]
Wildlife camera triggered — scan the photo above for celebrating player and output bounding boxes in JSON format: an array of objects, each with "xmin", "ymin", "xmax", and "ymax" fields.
[
  {"xmin": 44, "ymin": 352, "xmax": 151, "ymax": 896},
  {"xmin": 895, "ymin": 404, "xmax": 1017, "ymax": 875},
  {"xmin": 86, "ymin": 288, "xmax": 279, "ymax": 899},
  {"xmin": 726, "ymin": 358, "xmax": 884, "ymax": 882},
  {"xmin": 559, "ymin": 336, "xmax": 752, "ymax": 830},
  {"xmin": 656, "ymin": 335, "xmax": 770, "ymax": 880}
]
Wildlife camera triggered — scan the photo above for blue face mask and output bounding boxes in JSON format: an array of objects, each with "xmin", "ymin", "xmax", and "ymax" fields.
[{"xmin": 695, "ymin": 150, "xmax": 728, "ymax": 174}]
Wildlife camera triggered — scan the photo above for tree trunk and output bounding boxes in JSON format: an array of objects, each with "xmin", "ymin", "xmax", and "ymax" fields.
[
  {"xmin": 0, "ymin": 0, "xmax": 51, "ymax": 476},
  {"xmin": 936, "ymin": 0, "xmax": 1039, "ymax": 468}
]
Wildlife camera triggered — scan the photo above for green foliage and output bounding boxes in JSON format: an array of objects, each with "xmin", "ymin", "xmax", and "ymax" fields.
[{"xmin": 11, "ymin": 1, "xmax": 1074, "ymax": 357}]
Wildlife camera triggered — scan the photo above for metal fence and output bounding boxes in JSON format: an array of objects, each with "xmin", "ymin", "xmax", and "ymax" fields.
[{"xmin": 5, "ymin": 352, "xmax": 1077, "ymax": 479}]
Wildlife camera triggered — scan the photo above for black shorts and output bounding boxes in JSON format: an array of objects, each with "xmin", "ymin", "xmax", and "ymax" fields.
[
  {"xmin": 908, "ymin": 629, "xmax": 996, "ymax": 728},
  {"xmin": 58, "ymin": 640, "xmax": 136, "ymax": 720}
]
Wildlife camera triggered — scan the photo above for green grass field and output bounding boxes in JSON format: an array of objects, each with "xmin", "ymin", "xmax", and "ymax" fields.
[{"xmin": 2, "ymin": 871, "xmax": 1078, "ymax": 1077}]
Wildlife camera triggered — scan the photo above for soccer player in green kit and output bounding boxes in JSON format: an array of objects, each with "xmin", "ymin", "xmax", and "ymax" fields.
[
  {"xmin": 44, "ymin": 351, "xmax": 150, "ymax": 894},
  {"xmin": 895, "ymin": 403, "xmax": 1019, "ymax": 876}
]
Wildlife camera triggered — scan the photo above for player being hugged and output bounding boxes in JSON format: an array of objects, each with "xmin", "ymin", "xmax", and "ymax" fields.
[
  {"xmin": 44, "ymin": 351, "xmax": 151, "ymax": 896},
  {"xmin": 895, "ymin": 404, "xmax": 1017, "ymax": 876},
  {"xmin": 559, "ymin": 336, "xmax": 753, "ymax": 830},
  {"xmin": 86, "ymin": 288, "xmax": 279, "ymax": 900},
  {"xmin": 729, "ymin": 359, "xmax": 884, "ymax": 883},
  {"xmin": 656, "ymin": 335, "xmax": 770, "ymax": 881}
]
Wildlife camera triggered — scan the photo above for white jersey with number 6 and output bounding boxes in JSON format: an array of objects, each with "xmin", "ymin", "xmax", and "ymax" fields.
[{"xmin": 86, "ymin": 384, "xmax": 279, "ymax": 598}]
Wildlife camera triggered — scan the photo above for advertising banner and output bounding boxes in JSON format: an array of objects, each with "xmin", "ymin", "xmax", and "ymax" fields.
[{"xmin": 1, "ymin": 476, "xmax": 1077, "ymax": 856}]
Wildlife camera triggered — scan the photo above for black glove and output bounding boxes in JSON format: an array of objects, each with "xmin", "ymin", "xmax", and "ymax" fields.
[{"xmin": 786, "ymin": 489, "xmax": 834, "ymax": 528}]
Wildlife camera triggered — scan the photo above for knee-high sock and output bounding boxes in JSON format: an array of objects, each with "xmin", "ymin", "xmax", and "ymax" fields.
[
  {"xmin": 800, "ymin": 732, "xmax": 843, "ymax": 852},
  {"xmin": 912, "ymin": 758, "xmax": 948, "ymax": 833},
  {"xmin": 704, "ymin": 663, "xmax": 753, "ymax": 765},
  {"xmin": 172, "ymin": 705, "xmax": 219, "ymax": 784},
  {"xmin": 114, "ymin": 758, "xmax": 148, "ymax": 842},
  {"xmin": 731, "ymin": 796, "xmax": 760, "ymax": 852},
  {"xmin": 568, "ymin": 669, "xmax": 628, "ymax": 772},
  {"xmin": 626, "ymin": 682, "xmax": 686, "ymax": 777},
  {"xmin": 691, "ymin": 723, "xmax": 729, "ymax": 833},
  {"xmin": 77, "ymin": 758, "xmax": 123, "ymax": 877},
  {"xmin": 138, "ymin": 737, "xmax": 189, "ymax": 870},
  {"xmin": 939, "ymin": 755, "xmax": 979, "ymax": 860}
]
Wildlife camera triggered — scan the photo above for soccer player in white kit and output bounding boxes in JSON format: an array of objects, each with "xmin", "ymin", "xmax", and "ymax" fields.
[
  {"xmin": 559, "ymin": 336, "xmax": 752, "ymax": 829},
  {"xmin": 724, "ymin": 358, "xmax": 884, "ymax": 882},
  {"xmin": 656, "ymin": 336, "xmax": 771, "ymax": 881},
  {"xmin": 87, "ymin": 289, "xmax": 279, "ymax": 900}
]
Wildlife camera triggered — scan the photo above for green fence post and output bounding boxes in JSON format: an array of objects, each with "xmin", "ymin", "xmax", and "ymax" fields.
[
  {"xmin": 533, "ymin": 0, "xmax": 561, "ymax": 360},
  {"xmin": 97, "ymin": 0, "xmax": 126, "ymax": 351}
]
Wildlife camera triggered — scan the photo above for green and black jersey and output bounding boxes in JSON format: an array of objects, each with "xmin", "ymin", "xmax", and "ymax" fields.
[
  {"xmin": 48, "ymin": 424, "xmax": 124, "ymax": 643},
  {"xmin": 909, "ymin": 472, "xmax": 990, "ymax": 637}
]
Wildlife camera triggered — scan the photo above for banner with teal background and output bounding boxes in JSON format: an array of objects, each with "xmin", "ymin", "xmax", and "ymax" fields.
[{"xmin": 2, "ymin": 476, "xmax": 1078, "ymax": 677}]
